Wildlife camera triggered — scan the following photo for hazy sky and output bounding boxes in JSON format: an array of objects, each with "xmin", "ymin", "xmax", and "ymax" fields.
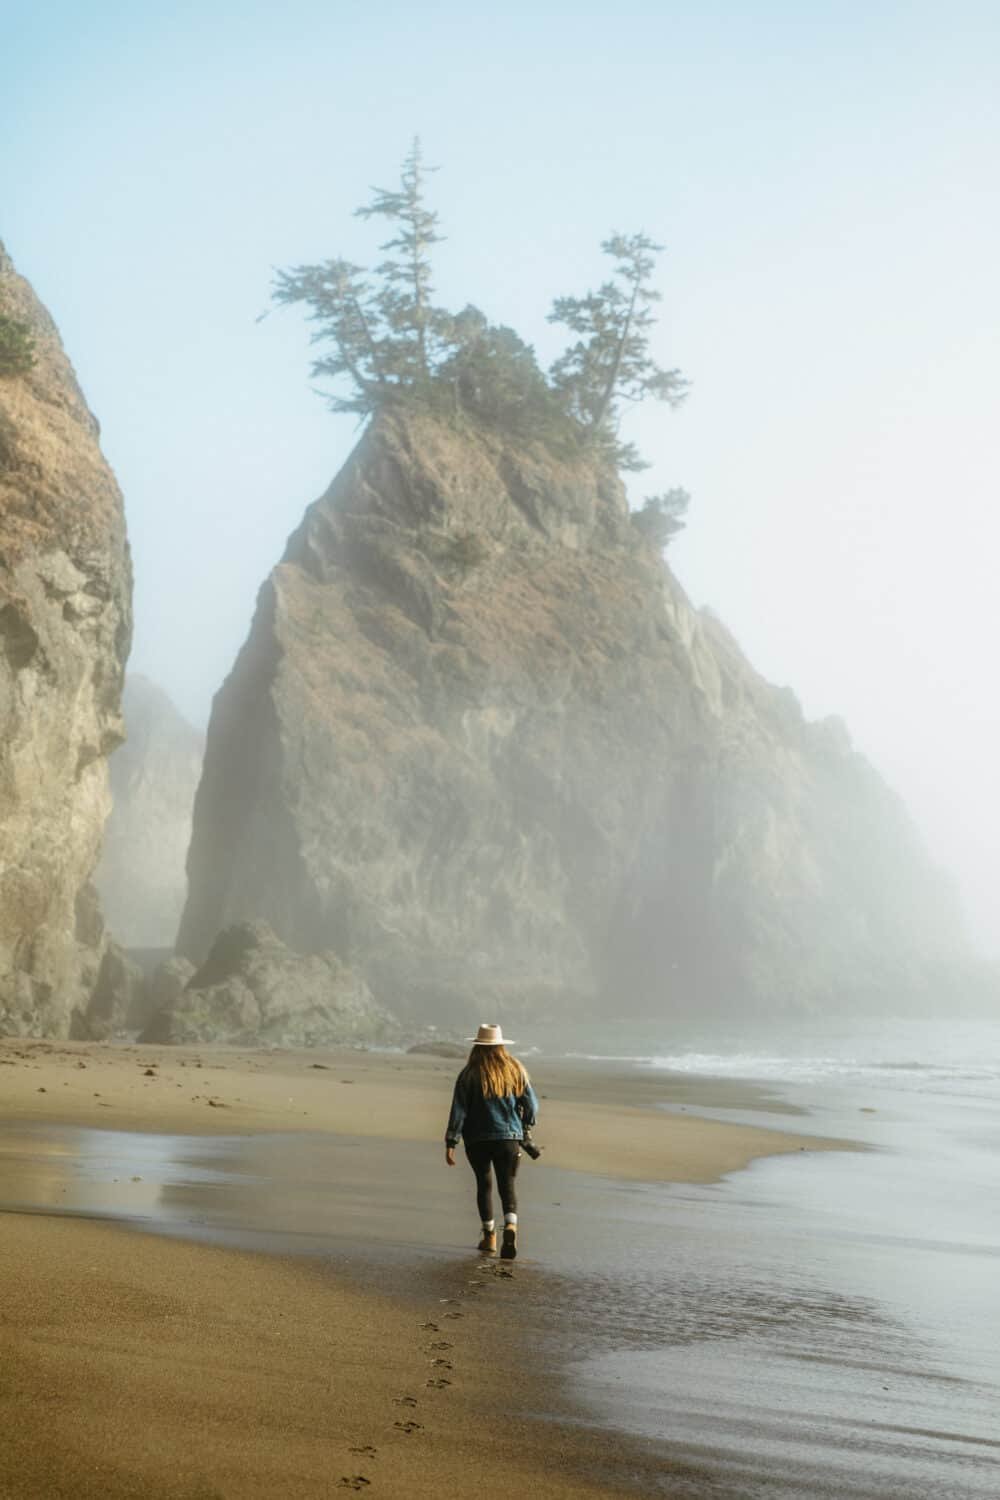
[{"xmin": 3, "ymin": 1, "xmax": 998, "ymax": 952}]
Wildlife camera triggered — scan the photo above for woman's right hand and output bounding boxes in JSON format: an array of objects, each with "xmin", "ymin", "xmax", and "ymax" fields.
[{"xmin": 445, "ymin": 1145, "xmax": 456, "ymax": 1166}]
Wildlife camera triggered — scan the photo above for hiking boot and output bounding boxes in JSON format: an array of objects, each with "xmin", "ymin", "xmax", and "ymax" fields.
[
  {"xmin": 500, "ymin": 1225, "xmax": 517, "ymax": 1260},
  {"xmin": 477, "ymin": 1229, "xmax": 496, "ymax": 1255}
]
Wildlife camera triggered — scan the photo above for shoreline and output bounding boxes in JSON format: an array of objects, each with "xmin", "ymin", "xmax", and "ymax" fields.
[{"xmin": 0, "ymin": 1036, "xmax": 853, "ymax": 1184}]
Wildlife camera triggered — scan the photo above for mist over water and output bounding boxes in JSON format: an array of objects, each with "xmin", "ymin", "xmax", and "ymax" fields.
[{"xmin": 539, "ymin": 1016, "xmax": 1000, "ymax": 1101}]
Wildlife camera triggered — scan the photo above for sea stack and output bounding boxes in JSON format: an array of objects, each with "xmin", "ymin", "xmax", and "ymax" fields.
[
  {"xmin": 178, "ymin": 405, "xmax": 962, "ymax": 1026},
  {"xmin": 0, "ymin": 243, "xmax": 133, "ymax": 1037}
]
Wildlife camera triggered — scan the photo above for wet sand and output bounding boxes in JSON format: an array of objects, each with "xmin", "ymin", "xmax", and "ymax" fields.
[
  {"xmin": 0, "ymin": 1039, "xmax": 854, "ymax": 1499},
  {"xmin": 0, "ymin": 1036, "xmax": 835, "ymax": 1181},
  {"xmin": 0, "ymin": 1209, "xmax": 654, "ymax": 1500}
]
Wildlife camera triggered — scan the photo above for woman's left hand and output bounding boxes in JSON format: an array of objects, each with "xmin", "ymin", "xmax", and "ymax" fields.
[{"xmin": 445, "ymin": 1146, "xmax": 456, "ymax": 1166}]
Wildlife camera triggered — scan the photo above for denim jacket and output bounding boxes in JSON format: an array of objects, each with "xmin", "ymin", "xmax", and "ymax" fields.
[{"xmin": 445, "ymin": 1066, "xmax": 539, "ymax": 1147}]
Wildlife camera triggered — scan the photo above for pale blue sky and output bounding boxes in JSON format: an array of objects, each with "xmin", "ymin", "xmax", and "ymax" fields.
[{"xmin": 3, "ymin": 1, "xmax": 999, "ymax": 949}]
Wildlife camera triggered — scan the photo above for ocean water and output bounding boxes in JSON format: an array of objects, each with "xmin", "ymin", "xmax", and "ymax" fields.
[
  {"xmin": 533, "ymin": 1013, "xmax": 1000, "ymax": 1100},
  {"xmin": 523, "ymin": 1013, "xmax": 1000, "ymax": 1497}
]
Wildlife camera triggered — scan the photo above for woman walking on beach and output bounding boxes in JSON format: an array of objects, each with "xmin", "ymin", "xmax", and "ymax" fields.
[{"xmin": 445, "ymin": 1024, "xmax": 539, "ymax": 1260}]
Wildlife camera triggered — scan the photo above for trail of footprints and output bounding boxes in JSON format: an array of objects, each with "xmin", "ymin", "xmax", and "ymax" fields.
[{"xmin": 339, "ymin": 1258, "xmax": 514, "ymax": 1489}]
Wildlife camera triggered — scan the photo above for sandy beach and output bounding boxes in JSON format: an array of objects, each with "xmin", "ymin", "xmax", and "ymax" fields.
[
  {"xmin": 0, "ymin": 1038, "xmax": 850, "ymax": 1498},
  {"xmin": 0, "ymin": 1036, "xmax": 834, "ymax": 1180},
  {"xmin": 3, "ymin": 1029, "xmax": 999, "ymax": 1499},
  {"xmin": 2, "ymin": 1209, "xmax": 658, "ymax": 1500}
]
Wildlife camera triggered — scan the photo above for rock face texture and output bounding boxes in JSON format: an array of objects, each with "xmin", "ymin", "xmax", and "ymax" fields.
[
  {"xmin": 95, "ymin": 675, "xmax": 204, "ymax": 948},
  {"xmin": 141, "ymin": 921, "xmax": 394, "ymax": 1046},
  {"xmin": 178, "ymin": 406, "xmax": 963, "ymax": 1025},
  {"xmin": 0, "ymin": 243, "xmax": 132, "ymax": 1037},
  {"xmin": 125, "ymin": 953, "xmax": 195, "ymax": 1034}
]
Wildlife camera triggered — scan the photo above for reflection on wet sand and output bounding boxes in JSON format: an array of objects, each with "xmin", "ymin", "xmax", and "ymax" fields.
[
  {"xmin": 0, "ymin": 1125, "xmax": 491, "ymax": 1248},
  {"xmin": 0, "ymin": 1127, "xmax": 253, "ymax": 1221}
]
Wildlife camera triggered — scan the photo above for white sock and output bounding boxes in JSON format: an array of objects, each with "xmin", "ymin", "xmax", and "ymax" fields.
[
  {"xmin": 482, "ymin": 1219, "xmax": 495, "ymax": 1232},
  {"xmin": 504, "ymin": 1212, "xmax": 518, "ymax": 1227}
]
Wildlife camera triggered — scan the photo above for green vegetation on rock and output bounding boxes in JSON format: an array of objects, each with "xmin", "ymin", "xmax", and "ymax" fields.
[
  {"xmin": 548, "ymin": 233, "xmax": 688, "ymax": 471},
  {"xmin": 631, "ymin": 489, "xmax": 690, "ymax": 549},
  {"xmin": 272, "ymin": 141, "xmax": 688, "ymax": 486},
  {"xmin": 0, "ymin": 310, "xmax": 36, "ymax": 377}
]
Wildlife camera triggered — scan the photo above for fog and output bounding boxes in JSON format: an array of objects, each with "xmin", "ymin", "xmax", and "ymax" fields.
[{"xmin": 3, "ymin": 1, "xmax": 998, "ymax": 952}]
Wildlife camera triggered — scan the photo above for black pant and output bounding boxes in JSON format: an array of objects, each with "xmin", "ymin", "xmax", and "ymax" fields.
[{"xmin": 464, "ymin": 1139, "xmax": 520, "ymax": 1222}]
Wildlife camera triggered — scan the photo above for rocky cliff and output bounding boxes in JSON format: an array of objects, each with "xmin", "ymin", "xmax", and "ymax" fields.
[
  {"xmin": 177, "ymin": 406, "xmax": 963, "ymax": 1025},
  {"xmin": 0, "ymin": 243, "xmax": 133, "ymax": 1037},
  {"xmin": 96, "ymin": 675, "xmax": 204, "ymax": 948},
  {"xmin": 142, "ymin": 920, "xmax": 396, "ymax": 1047}
]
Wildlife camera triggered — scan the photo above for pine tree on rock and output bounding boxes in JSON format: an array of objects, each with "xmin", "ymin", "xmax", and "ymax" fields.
[
  {"xmin": 548, "ymin": 233, "xmax": 688, "ymax": 470},
  {"xmin": 272, "ymin": 139, "xmax": 450, "ymax": 415},
  {"xmin": 631, "ymin": 489, "xmax": 690, "ymax": 549},
  {"xmin": 438, "ymin": 306, "xmax": 568, "ymax": 437},
  {"xmin": 271, "ymin": 257, "xmax": 389, "ymax": 416},
  {"xmin": 355, "ymin": 136, "xmax": 445, "ymax": 386},
  {"xmin": 272, "ymin": 148, "xmax": 691, "ymax": 507}
]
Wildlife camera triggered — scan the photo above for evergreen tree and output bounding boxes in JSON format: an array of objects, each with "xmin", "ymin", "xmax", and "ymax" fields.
[
  {"xmin": 271, "ymin": 257, "xmax": 389, "ymax": 415},
  {"xmin": 631, "ymin": 488, "xmax": 690, "ymax": 549},
  {"xmin": 272, "ymin": 139, "xmax": 449, "ymax": 415},
  {"xmin": 548, "ymin": 233, "xmax": 687, "ymax": 469},
  {"xmin": 272, "ymin": 149, "xmax": 692, "ymax": 532},
  {"xmin": 439, "ymin": 306, "xmax": 569, "ymax": 438},
  {"xmin": 355, "ymin": 137, "xmax": 444, "ymax": 383}
]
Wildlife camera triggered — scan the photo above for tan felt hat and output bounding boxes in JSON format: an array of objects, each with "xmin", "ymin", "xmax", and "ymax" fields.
[{"xmin": 466, "ymin": 1022, "xmax": 515, "ymax": 1046}]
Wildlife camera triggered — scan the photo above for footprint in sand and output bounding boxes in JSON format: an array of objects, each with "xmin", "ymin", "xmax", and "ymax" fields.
[
  {"xmin": 430, "ymin": 1358, "xmax": 452, "ymax": 1369},
  {"xmin": 393, "ymin": 1421, "xmax": 423, "ymax": 1435},
  {"xmin": 420, "ymin": 1321, "xmax": 439, "ymax": 1331},
  {"xmin": 339, "ymin": 1478, "xmax": 371, "ymax": 1491},
  {"xmin": 425, "ymin": 1377, "xmax": 451, "ymax": 1389},
  {"xmin": 425, "ymin": 1340, "xmax": 453, "ymax": 1352},
  {"xmin": 392, "ymin": 1396, "xmax": 418, "ymax": 1408},
  {"xmin": 443, "ymin": 1311, "xmax": 464, "ymax": 1320},
  {"xmin": 348, "ymin": 1445, "xmax": 377, "ymax": 1458}
]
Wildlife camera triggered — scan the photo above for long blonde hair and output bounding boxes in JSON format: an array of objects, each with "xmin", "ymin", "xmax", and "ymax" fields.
[{"xmin": 465, "ymin": 1043, "xmax": 528, "ymax": 1100}]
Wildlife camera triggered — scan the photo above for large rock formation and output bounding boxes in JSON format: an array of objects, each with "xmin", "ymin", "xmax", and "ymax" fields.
[
  {"xmin": 178, "ymin": 406, "xmax": 963, "ymax": 1025},
  {"xmin": 95, "ymin": 675, "xmax": 204, "ymax": 948},
  {"xmin": 0, "ymin": 243, "xmax": 132, "ymax": 1037},
  {"xmin": 141, "ymin": 920, "xmax": 395, "ymax": 1047}
]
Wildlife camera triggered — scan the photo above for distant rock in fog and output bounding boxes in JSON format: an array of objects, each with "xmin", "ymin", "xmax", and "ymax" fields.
[
  {"xmin": 177, "ymin": 405, "xmax": 965, "ymax": 1027},
  {"xmin": 95, "ymin": 675, "xmax": 204, "ymax": 949},
  {"xmin": 0, "ymin": 242, "xmax": 133, "ymax": 1038},
  {"xmin": 140, "ymin": 920, "xmax": 395, "ymax": 1046}
]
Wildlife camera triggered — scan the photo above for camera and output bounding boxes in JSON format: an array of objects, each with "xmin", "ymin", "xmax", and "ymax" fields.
[{"xmin": 517, "ymin": 1100, "xmax": 543, "ymax": 1159}]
